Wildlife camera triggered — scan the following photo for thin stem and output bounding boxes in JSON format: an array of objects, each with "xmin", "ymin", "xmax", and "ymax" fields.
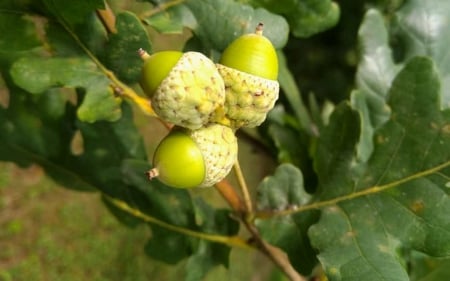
[
  {"xmin": 215, "ymin": 179, "xmax": 246, "ymax": 214},
  {"xmin": 60, "ymin": 15, "xmax": 156, "ymax": 117},
  {"xmin": 104, "ymin": 195, "xmax": 254, "ymax": 250},
  {"xmin": 257, "ymin": 160, "xmax": 450, "ymax": 219},
  {"xmin": 139, "ymin": 0, "xmax": 185, "ymax": 19},
  {"xmin": 244, "ymin": 222, "xmax": 306, "ymax": 281},
  {"xmin": 233, "ymin": 160, "xmax": 253, "ymax": 214}
]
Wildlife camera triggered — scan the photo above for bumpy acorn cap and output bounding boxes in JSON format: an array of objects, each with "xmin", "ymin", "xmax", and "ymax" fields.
[
  {"xmin": 151, "ymin": 52, "xmax": 225, "ymax": 130},
  {"xmin": 215, "ymin": 64, "xmax": 280, "ymax": 129},
  {"xmin": 188, "ymin": 124, "xmax": 238, "ymax": 187}
]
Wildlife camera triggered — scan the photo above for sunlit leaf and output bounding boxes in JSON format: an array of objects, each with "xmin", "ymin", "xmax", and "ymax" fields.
[
  {"xmin": 393, "ymin": 0, "xmax": 450, "ymax": 108},
  {"xmin": 10, "ymin": 57, "xmax": 121, "ymax": 122}
]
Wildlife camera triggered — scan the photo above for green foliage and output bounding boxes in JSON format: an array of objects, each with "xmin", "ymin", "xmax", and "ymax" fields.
[
  {"xmin": 184, "ymin": 0, "xmax": 289, "ymax": 51},
  {"xmin": 310, "ymin": 57, "xmax": 450, "ymax": 281},
  {"xmin": 256, "ymin": 164, "xmax": 318, "ymax": 274},
  {"xmin": 104, "ymin": 12, "xmax": 152, "ymax": 83},
  {"xmin": 249, "ymin": 0, "xmax": 340, "ymax": 37},
  {"xmin": 1, "ymin": 0, "xmax": 450, "ymax": 280}
]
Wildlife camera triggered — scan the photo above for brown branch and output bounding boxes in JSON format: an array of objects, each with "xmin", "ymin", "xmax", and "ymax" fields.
[
  {"xmin": 233, "ymin": 160, "xmax": 253, "ymax": 213},
  {"xmin": 215, "ymin": 179, "xmax": 246, "ymax": 214},
  {"xmin": 245, "ymin": 222, "xmax": 307, "ymax": 281}
]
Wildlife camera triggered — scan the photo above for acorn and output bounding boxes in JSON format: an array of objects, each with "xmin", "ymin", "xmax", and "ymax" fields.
[
  {"xmin": 139, "ymin": 49, "xmax": 225, "ymax": 130},
  {"xmin": 214, "ymin": 23, "xmax": 280, "ymax": 129},
  {"xmin": 147, "ymin": 124, "xmax": 238, "ymax": 188}
]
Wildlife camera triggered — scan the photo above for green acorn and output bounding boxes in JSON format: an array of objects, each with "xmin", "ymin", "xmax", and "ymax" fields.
[
  {"xmin": 214, "ymin": 23, "xmax": 280, "ymax": 129},
  {"xmin": 139, "ymin": 49, "xmax": 225, "ymax": 130},
  {"xmin": 147, "ymin": 124, "xmax": 238, "ymax": 188}
]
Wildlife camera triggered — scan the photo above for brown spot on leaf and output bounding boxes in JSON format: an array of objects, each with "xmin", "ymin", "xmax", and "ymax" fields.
[
  {"xmin": 410, "ymin": 200, "xmax": 424, "ymax": 214},
  {"xmin": 441, "ymin": 124, "xmax": 450, "ymax": 134}
]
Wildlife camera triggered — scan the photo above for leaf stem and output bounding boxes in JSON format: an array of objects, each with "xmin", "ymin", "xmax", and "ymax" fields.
[
  {"xmin": 233, "ymin": 160, "xmax": 253, "ymax": 214},
  {"xmin": 59, "ymin": 13, "xmax": 156, "ymax": 117},
  {"xmin": 104, "ymin": 195, "xmax": 254, "ymax": 250},
  {"xmin": 256, "ymin": 160, "xmax": 450, "ymax": 219},
  {"xmin": 139, "ymin": 0, "xmax": 186, "ymax": 19}
]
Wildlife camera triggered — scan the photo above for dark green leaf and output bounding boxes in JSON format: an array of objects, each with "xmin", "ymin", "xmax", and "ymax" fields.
[
  {"xmin": 310, "ymin": 57, "xmax": 450, "ymax": 281},
  {"xmin": 267, "ymin": 123, "xmax": 304, "ymax": 167},
  {"xmin": 0, "ymin": 11, "xmax": 41, "ymax": 54},
  {"xmin": 185, "ymin": 199, "xmax": 239, "ymax": 281},
  {"xmin": 103, "ymin": 12, "xmax": 152, "ymax": 84},
  {"xmin": 407, "ymin": 252, "xmax": 450, "ymax": 281},
  {"xmin": 42, "ymin": 0, "xmax": 104, "ymax": 26},
  {"xmin": 264, "ymin": 105, "xmax": 309, "ymax": 170},
  {"xmin": 277, "ymin": 51, "xmax": 313, "ymax": 133},
  {"xmin": 75, "ymin": 12, "xmax": 108, "ymax": 57},
  {"xmin": 314, "ymin": 102, "xmax": 361, "ymax": 199},
  {"xmin": 256, "ymin": 164, "xmax": 318, "ymax": 274},
  {"xmin": 185, "ymin": 0, "xmax": 289, "ymax": 51},
  {"xmin": 145, "ymin": 226, "xmax": 191, "ymax": 264},
  {"xmin": 43, "ymin": 23, "xmax": 83, "ymax": 56},
  {"xmin": 192, "ymin": 197, "xmax": 239, "ymax": 236},
  {"xmin": 310, "ymin": 198, "xmax": 411, "ymax": 281}
]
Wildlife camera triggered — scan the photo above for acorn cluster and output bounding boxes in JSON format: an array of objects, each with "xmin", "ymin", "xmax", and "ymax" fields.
[{"xmin": 140, "ymin": 23, "xmax": 279, "ymax": 188}]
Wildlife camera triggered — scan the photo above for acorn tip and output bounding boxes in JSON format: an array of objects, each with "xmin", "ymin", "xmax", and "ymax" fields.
[
  {"xmin": 146, "ymin": 168, "xmax": 159, "ymax": 180},
  {"xmin": 255, "ymin": 23, "xmax": 264, "ymax": 35}
]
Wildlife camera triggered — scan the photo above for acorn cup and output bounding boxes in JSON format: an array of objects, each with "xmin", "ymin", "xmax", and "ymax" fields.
[
  {"xmin": 139, "ymin": 49, "xmax": 225, "ymax": 130},
  {"xmin": 147, "ymin": 124, "xmax": 238, "ymax": 188},
  {"xmin": 214, "ymin": 23, "xmax": 280, "ymax": 129}
]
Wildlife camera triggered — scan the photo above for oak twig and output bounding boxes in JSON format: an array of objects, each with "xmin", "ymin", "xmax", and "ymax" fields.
[
  {"xmin": 105, "ymin": 195, "xmax": 253, "ymax": 250},
  {"xmin": 255, "ymin": 160, "xmax": 450, "ymax": 219},
  {"xmin": 61, "ymin": 18, "xmax": 156, "ymax": 117},
  {"xmin": 215, "ymin": 179, "xmax": 246, "ymax": 214},
  {"xmin": 244, "ymin": 222, "xmax": 307, "ymax": 281},
  {"xmin": 70, "ymin": 4, "xmax": 307, "ymax": 280},
  {"xmin": 233, "ymin": 160, "xmax": 253, "ymax": 214},
  {"xmin": 139, "ymin": 0, "xmax": 185, "ymax": 19}
]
